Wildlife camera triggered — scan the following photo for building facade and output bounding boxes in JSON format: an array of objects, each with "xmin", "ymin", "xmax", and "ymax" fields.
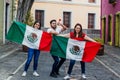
[
  {"xmin": 101, "ymin": 0, "xmax": 120, "ymax": 47},
  {"xmin": 31, "ymin": 0, "xmax": 101, "ymax": 29},
  {"xmin": 0, "ymin": 0, "xmax": 15, "ymax": 44}
]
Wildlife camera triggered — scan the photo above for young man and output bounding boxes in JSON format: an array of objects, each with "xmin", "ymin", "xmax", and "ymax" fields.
[{"xmin": 47, "ymin": 19, "xmax": 67, "ymax": 78}]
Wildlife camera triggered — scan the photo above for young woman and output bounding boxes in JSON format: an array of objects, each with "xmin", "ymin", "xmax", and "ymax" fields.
[
  {"xmin": 63, "ymin": 23, "xmax": 96, "ymax": 80},
  {"xmin": 22, "ymin": 21, "xmax": 41, "ymax": 77}
]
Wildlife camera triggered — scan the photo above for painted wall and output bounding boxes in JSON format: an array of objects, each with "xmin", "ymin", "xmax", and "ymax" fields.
[
  {"xmin": 35, "ymin": 0, "xmax": 101, "ymax": 5},
  {"xmin": 0, "ymin": 0, "xmax": 14, "ymax": 44},
  {"xmin": 102, "ymin": 0, "xmax": 120, "ymax": 15},
  {"xmin": 0, "ymin": 0, "xmax": 5, "ymax": 44},
  {"xmin": 31, "ymin": 0, "xmax": 100, "ymax": 29},
  {"xmin": 101, "ymin": 0, "xmax": 120, "ymax": 46}
]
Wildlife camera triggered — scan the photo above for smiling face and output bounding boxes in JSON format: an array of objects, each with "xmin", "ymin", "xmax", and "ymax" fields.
[
  {"xmin": 73, "ymin": 23, "xmax": 83, "ymax": 37},
  {"xmin": 75, "ymin": 25, "xmax": 82, "ymax": 34},
  {"xmin": 50, "ymin": 21, "xmax": 57, "ymax": 29},
  {"xmin": 34, "ymin": 22, "xmax": 40, "ymax": 29}
]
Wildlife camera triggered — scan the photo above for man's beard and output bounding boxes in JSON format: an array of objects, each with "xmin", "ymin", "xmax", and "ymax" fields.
[{"xmin": 51, "ymin": 26, "xmax": 56, "ymax": 30}]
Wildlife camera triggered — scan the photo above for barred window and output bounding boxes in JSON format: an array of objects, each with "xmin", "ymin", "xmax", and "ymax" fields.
[
  {"xmin": 35, "ymin": 10, "xmax": 44, "ymax": 27},
  {"xmin": 88, "ymin": 13, "xmax": 95, "ymax": 29},
  {"xmin": 63, "ymin": 12, "xmax": 71, "ymax": 28}
]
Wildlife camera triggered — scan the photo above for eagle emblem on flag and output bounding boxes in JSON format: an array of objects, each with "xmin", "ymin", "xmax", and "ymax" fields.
[
  {"xmin": 27, "ymin": 33, "xmax": 38, "ymax": 43},
  {"xmin": 69, "ymin": 45, "xmax": 83, "ymax": 55}
]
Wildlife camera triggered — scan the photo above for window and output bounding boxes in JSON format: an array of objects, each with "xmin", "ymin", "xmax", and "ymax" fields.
[
  {"xmin": 63, "ymin": 12, "xmax": 71, "ymax": 28},
  {"xmin": 35, "ymin": 10, "xmax": 44, "ymax": 27},
  {"xmin": 88, "ymin": 13, "xmax": 95, "ymax": 29},
  {"xmin": 88, "ymin": 0, "xmax": 95, "ymax": 3},
  {"xmin": 109, "ymin": 0, "xmax": 116, "ymax": 4},
  {"xmin": 64, "ymin": 0, "xmax": 72, "ymax": 1}
]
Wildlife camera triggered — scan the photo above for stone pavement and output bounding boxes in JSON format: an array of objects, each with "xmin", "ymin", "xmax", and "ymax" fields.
[
  {"xmin": 0, "ymin": 42, "xmax": 20, "ymax": 53},
  {"xmin": 0, "ymin": 42, "xmax": 20, "ymax": 59},
  {"xmin": 0, "ymin": 43, "xmax": 120, "ymax": 80},
  {"xmin": 104, "ymin": 45, "xmax": 120, "ymax": 57}
]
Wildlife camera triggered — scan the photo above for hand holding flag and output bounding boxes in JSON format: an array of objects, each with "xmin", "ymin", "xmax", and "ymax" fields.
[
  {"xmin": 50, "ymin": 35, "xmax": 101, "ymax": 62},
  {"xmin": 6, "ymin": 21, "xmax": 101, "ymax": 62},
  {"xmin": 6, "ymin": 21, "xmax": 52, "ymax": 51}
]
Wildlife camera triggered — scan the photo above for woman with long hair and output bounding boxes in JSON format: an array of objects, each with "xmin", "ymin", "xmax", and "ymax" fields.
[
  {"xmin": 63, "ymin": 23, "xmax": 96, "ymax": 79},
  {"xmin": 22, "ymin": 21, "xmax": 41, "ymax": 77}
]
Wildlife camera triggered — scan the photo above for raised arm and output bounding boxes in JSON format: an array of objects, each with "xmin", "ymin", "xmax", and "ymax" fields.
[
  {"xmin": 57, "ymin": 22, "xmax": 68, "ymax": 31},
  {"xmin": 84, "ymin": 35, "xmax": 96, "ymax": 42}
]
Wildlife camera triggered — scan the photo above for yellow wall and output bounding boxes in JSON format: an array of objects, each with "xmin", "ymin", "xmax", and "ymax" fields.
[
  {"xmin": 31, "ymin": 1, "xmax": 100, "ymax": 29},
  {"xmin": 0, "ymin": 0, "xmax": 14, "ymax": 44},
  {"xmin": 0, "ymin": 0, "xmax": 4, "ymax": 43},
  {"xmin": 115, "ymin": 13, "xmax": 120, "ymax": 47}
]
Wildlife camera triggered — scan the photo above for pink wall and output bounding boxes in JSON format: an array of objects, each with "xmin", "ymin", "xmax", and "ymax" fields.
[
  {"xmin": 101, "ymin": 0, "xmax": 120, "ymax": 44},
  {"xmin": 102, "ymin": 0, "xmax": 120, "ymax": 16}
]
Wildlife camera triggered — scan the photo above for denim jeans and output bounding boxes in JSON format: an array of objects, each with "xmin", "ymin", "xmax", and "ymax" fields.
[
  {"xmin": 24, "ymin": 48, "xmax": 40, "ymax": 71},
  {"xmin": 51, "ymin": 55, "xmax": 66, "ymax": 74},
  {"xmin": 67, "ymin": 60, "xmax": 85, "ymax": 75}
]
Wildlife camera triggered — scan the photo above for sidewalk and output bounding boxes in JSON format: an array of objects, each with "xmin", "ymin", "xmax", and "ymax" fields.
[
  {"xmin": 0, "ymin": 42, "xmax": 19, "ymax": 52},
  {"xmin": 104, "ymin": 44, "xmax": 120, "ymax": 56},
  {"xmin": 0, "ymin": 42, "xmax": 21, "ymax": 59}
]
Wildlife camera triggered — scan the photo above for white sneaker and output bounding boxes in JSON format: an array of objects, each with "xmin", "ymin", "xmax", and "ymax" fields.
[
  {"xmin": 64, "ymin": 75, "xmax": 71, "ymax": 80},
  {"xmin": 82, "ymin": 74, "xmax": 86, "ymax": 79},
  {"xmin": 22, "ymin": 71, "xmax": 27, "ymax": 76},
  {"xmin": 33, "ymin": 71, "xmax": 39, "ymax": 77}
]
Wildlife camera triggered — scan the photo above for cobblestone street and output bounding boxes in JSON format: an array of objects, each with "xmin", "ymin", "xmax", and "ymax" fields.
[{"xmin": 0, "ymin": 43, "xmax": 120, "ymax": 80}]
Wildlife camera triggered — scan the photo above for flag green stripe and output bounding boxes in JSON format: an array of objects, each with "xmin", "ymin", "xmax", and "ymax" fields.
[
  {"xmin": 6, "ymin": 21, "xmax": 26, "ymax": 44},
  {"xmin": 50, "ymin": 35, "xmax": 68, "ymax": 58}
]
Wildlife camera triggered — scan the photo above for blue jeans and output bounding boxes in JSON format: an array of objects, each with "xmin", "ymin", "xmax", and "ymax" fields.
[
  {"xmin": 51, "ymin": 55, "xmax": 66, "ymax": 74},
  {"xmin": 24, "ymin": 48, "xmax": 40, "ymax": 71},
  {"xmin": 67, "ymin": 60, "xmax": 85, "ymax": 75}
]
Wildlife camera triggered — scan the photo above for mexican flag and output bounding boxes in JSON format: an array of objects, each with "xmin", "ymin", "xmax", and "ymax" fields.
[
  {"xmin": 50, "ymin": 35, "xmax": 101, "ymax": 62},
  {"xmin": 6, "ymin": 21, "xmax": 52, "ymax": 51}
]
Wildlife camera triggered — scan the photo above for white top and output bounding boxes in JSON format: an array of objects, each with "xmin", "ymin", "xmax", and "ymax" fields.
[{"xmin": 47, "ymin": 26, "xmax": 62, "ymax": 34}]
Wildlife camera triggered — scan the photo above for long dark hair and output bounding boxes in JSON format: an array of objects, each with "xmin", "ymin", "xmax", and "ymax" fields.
[
  {"xmin": 73, "ymin": 23, "xmax": 83, "ymax": 37},
  {"xmin": 33, "ymin": 21, "xmax": 41, "ymax": 30}
]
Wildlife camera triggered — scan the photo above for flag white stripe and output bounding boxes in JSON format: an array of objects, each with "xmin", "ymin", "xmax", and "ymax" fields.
[
  {"xmin": 66, "ymin": 39, "xmax": 86, "ymax": 61},
  {"xmin": 22, "ymin": 25, "xmax": 43, "ymax": 49}
]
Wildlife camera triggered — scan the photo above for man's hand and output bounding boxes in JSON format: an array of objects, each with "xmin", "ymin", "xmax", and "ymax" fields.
[{"xmin": 57, "ymin": 19, "xmax": 68, "ymax": 31}]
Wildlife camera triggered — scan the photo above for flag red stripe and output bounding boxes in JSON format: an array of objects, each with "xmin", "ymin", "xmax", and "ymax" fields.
[
  {"xmin": 82, "ymin": 42, "xmax": 101, "ymax": 62},
  {"xmin": 39, "ymin": 32, "xmax": 52, "ymax": 51}
]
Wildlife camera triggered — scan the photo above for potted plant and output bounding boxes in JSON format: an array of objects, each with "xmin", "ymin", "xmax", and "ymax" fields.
[{"xmin": 94, "ymin": 38, "xmax": 104, "ymax": 56}]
